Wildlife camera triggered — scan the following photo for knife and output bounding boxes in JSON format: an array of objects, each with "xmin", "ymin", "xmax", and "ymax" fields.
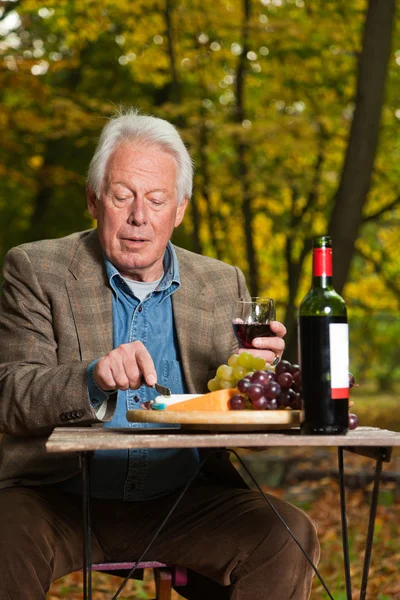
[{"xmin": 151, "ymin": 382, "xmax": 171, "ymax": 397}]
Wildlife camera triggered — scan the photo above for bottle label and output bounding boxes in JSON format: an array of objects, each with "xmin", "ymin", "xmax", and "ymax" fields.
[
  {"xmin": 313, "ymin": 248, "xmax": 332, "ymax": 277},
  {"xmin": 329, "ymin": 323, "xmax": 349, "ymax": 399}
]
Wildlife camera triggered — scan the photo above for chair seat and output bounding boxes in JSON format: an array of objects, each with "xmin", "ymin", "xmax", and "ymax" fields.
[{"xmin": 88, "ymin": 560, "xmax": 188, "ymax": 599}]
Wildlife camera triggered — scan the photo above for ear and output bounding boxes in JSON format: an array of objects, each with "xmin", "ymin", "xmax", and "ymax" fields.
[
  {"xmin": 174, "ymin": 197, "xmax": 189, "ymax": 228},
  {"xmin": 86, "ymin": 186, "xmax": 98, "ymax": 219}
]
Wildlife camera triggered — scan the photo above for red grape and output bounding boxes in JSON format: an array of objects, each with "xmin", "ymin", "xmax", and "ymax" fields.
[
  {"xmin": 289, "ymin": 363, "xmax": 301, "ymax": 375},
  {"xmin": 237, "ymin": 377, "xmax": 251, "ymax": 394},
  {"xmin": 251, "ymin": 396, "xmax": 268, "ymax": 410},
  {"xmin": 349, "ymin": 373, "xmax": 358, "ymax": 388},
  {"xmin": 348, "ymin": 413, "xmax": 359, "ymax": 430},
  {"xmin": 275, "ymin": 360, "xmax": 292, "ymax": 376},
  {"xmin": 251, "ymin": 370, "xmax": 271, "ymax": 385},
  {"xmin": 247, "ymin": 383, "xmax": 264, "ymax": 401},
  {"xmin": 230, "ymin": 395, "xmax": 246, "ymax": 410},
  {"xmin": 293, "ymin": 370, "xmax": 302, "ymax": 388},
  {"xmin": 264, "ymin": 380, "xmax": 281, "ymax": 399},
  {"xmin": 265, "ymin": 398, "xmax": 278, "ymax": 410},
  {"xmin": 277, "ymin": 372, "xmax": 294, "ymax": 390}
]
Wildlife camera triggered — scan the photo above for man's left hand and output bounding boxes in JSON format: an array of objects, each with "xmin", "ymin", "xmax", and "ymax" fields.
[{"xmin": 239, "ymin": 320, "xmax": 286, "ymax": 366}]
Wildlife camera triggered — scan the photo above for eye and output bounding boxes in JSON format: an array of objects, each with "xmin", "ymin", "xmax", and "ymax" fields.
[{"xmin": 148, "ymin": 198, "xmax": 164, "ymax": 207}]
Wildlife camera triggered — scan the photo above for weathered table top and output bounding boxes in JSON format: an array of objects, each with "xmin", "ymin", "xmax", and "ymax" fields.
[{"xmin": 46, "ymin": 426, "xmax": 400, "ymax": 453}]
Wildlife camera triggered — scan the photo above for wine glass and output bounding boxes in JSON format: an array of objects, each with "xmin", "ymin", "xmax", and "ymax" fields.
[{"xmin": 232, "ymin": 297, "xmax": 276, "ymax": 348}]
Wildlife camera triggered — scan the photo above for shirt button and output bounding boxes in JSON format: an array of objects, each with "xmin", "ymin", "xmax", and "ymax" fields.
[
  {"xmin": 133, "ymin": 395, "xmax": 140, "ymax": 403},
  {"xmin": 138, "ymin": 305, "xmax": 143, "ymax": 313}
]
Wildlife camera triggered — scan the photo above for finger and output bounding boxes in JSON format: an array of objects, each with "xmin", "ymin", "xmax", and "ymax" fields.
[
  {"xmin": 94, "ymin": 358, "xmax": 119, "ymax": 391},
  {"xmin": 245, "ymin": 348, "xmax": 281, "ymax": 365},
  {"xmin": 269, "ymin": 321, "xmax": 287, "ymax": 338},
  {"xmin": 251, "ymin": 337, "xmax": 285, "ymax": 353},
  {"xmin": 134, "ymin": 344, "xmax": 157, "ymax": 387},
  {"xmin": 109, "ymin": 360, "xmax": 130, "ymax": 390}
]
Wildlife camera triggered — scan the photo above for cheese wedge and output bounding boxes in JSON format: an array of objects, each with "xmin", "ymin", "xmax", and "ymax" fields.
[{"xmin": 165, "ymin": 388, "xmax": 238, "ymax": 411}]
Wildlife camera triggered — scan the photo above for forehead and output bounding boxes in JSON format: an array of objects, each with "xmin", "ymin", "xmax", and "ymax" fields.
[{"xmin": 105, "ymin": 142, "xmax": 177, "ymax": 188}]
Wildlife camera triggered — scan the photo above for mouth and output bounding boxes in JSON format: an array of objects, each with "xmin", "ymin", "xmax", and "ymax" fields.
[{"xmin": 121, "ymin": 237, "xmax": 149, "ymax": 245}]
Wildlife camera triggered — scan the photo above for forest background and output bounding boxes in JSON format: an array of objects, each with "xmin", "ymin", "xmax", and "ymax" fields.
[
  {"xmin": 1, "ymin": 0, "xmax": 399, "ymax": 390},
  {"xmin": 1, "ymin": 0, "xmax": 399, "ymax": 391},
  {"xmin": 1, "ymin": 1, "xmax": 400, "ymax": 599}
]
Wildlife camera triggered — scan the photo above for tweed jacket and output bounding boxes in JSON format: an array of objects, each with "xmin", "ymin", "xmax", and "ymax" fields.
[{"xmin": 0, "ymin": 229, "xmax": 250, "ymax": 489}]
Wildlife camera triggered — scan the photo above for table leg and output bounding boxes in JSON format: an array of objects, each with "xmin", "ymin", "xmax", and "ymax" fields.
[
  {"xmin": 338, "ymin": 447, "xmax": 352, "ymax": 600},
  {"xmin": 339, "ymin": 447, "xmax": 388, "ymax": 600},
  {"xmin": 80, "ymin": 452, "xmax": 92, "ymax": 600},
  {"xmin": 359, "ymin": 453, "xmax": 383, "ymax": 600}
]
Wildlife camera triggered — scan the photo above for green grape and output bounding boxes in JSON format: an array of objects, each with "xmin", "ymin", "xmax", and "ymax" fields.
[
  {"xmin": 216, "ymin": 365, "xmax": 234, "ymax": 381},
  {"xmin": 232, "ymin": 365, "xmax": 247, "ymax": 380},
  {"xmin": 207, "ymin": 377, "xmax": 221, "ymax": 392},
  {"xmin": 252, "ymin": 356, "xmax": 266, "ymax": 371},
  {"xmin": 228, "ymin": 354, "xmax": 240, "ymax": 367},
  {"xmin": 219, "ymin": 379, "xmax": 234, "ymax": 389},
  {"xmin": 237, "ymin": 352, "xmax": 254, "ymax": 369}
]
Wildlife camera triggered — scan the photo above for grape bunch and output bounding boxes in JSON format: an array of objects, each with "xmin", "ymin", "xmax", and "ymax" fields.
[
  {"xmin": 208, "ymin": 355, "xmax": 360, "ymax": 429},
  {"xmin": 207, "ymin": 351, "xmax": 268, "ymax": 392},
  {"xmin": 229, "ymin": 359, "xmax": 302, "ymax": 411}
]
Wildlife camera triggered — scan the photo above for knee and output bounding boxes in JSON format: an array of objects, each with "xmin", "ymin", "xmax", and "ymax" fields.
[{"xmin": 286, "ymin": 506, "xmax": 320, "ymax": 565}]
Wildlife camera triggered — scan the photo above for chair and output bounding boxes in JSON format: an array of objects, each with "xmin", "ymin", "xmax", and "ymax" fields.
[{"xmin": 90, "ymin": 561, "xmax": 188, "ymax": 600}]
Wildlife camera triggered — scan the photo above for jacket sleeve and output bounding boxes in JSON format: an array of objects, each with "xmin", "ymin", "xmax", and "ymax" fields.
[{"xmin": 0, "ymin": 247, "xmax": 116, "ymax": 436}]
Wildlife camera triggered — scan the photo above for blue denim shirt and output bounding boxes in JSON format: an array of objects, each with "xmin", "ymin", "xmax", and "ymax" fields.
[{"xmin": 61, "ymin": 243, "xmax": 200, "ymax": 500}]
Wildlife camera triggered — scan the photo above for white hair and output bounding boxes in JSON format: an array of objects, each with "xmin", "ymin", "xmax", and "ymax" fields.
[{"xmin": 87, "ymin": 108, "xmax": 194, "ymax": 205}]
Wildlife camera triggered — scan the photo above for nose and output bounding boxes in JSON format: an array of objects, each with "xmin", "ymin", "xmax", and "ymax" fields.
[{"xmin": 128, "ymin": 196, "xmax": 148, "ymax": 226}]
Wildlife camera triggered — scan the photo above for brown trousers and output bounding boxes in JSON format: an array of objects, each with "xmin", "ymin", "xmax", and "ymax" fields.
[{"xmin": 0, "ymin": 481, "xmax": 319, "ymax": 599}]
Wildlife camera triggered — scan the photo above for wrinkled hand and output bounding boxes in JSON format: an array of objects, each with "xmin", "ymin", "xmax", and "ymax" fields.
[
  {"xmin": 239, "ymin": 320, "xmax": 286, "ymax": 365},
  {"xmin": 94, "ymin": 341, "xmax": 157, "ymax": 391}
]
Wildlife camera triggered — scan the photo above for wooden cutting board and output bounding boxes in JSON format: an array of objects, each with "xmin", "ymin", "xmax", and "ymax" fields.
[{"xmin": 126, "ymin": 409, "xmax": 301, "ymax": 431}]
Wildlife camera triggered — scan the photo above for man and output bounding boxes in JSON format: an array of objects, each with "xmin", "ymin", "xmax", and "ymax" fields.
[{"xmin": 0, "ymin": 109, "xmax": 319, "ymax": 599}]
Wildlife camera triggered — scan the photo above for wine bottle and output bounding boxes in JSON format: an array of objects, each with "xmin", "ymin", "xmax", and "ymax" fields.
[{"xmin": 298, "ymin": 236, "xmax": 349, "ymax": 435}]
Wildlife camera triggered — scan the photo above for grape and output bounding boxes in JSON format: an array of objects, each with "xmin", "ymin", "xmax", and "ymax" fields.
[
  {"xmin": 232, "ymin": 365, "xmax": 247, "ymax": 380},
  {"xmin": 207, "ymin": 377, "xmax": 221, "ymax": 392},
  {"xmin": 289, "ymin": 363, "xmax": 301, "ymax": 375},
  {"xmin": 252, "ymin": 356, "xmax": 267, "ymax": 371},
  {"xmin": 293, "ymin": 370, "xmax": 302, "ymax": 388},
  {"xmin": 247, "ymin": 383, "xmax": 264, "ymax": 402},
  {"xmin": 277, "ymin": 372, "xmax": 294, "ymax": 390},
  {"xmin": 276, "ymin": 391, "xmax": 291, "ymax": 408},
  {"xmin": 251, "ymin": 396, "xmax": 268, "ymax": 410},
  {"xmin": 237, "ymin": 352, "xmax": 254, "ymax": 369},
  {"xmin": 219, "ymin": 379, "xmax": 234, "ymax": 389},
  {"xmin": 348, "ymin": 413, "xmax": 359, "ymax": 430},
  {"xmin": 265, "ymin": 398, "xmax": 278, "ymax": 410},
  {"xmin": 216, "ymin": 365, "xmax": 234, "ymax": 381},
  {"xmin": 264, "ymin": 380, "xmax": 281, "ymax": 399},
  {"xmin": 228, "ymin": 354, "xmax": 240, "ymax": 367},
  {"xmin": 237, "ymin": 376, "xmax": 252, "ymax": 394},
  {"xmin": 230, "ymin": 394, "xmax": 246, "ymax": 410},
  {"xmin": 251, "ymin": 370, "xmax": 271, "ymax": 386},
  {"xmin": 275, "ymin": 360, "xmax": 292, "ymax": 376},
  {"xmin": 290, "ymin": 392, "xmax": 302, "ymax": 410}
]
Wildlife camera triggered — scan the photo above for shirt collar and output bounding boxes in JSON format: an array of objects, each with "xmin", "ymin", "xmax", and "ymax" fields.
[{"xmin": 104, "ymin": 241, "xmax": 180, "ymax": 298}]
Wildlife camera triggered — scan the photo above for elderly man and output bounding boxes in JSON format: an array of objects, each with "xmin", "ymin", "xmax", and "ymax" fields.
[{"xmin": 0, "ymin": 109, "xmax": 319, "ymax": 599}]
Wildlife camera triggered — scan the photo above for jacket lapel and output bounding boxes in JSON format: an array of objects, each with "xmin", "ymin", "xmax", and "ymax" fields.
[
  {"xmin": 65, "ymin": 230, "xmax": 113, "ymax": 361},
  {"xmin": 172, "ymin": 249, "xmax": 213, "ymax": 394}
]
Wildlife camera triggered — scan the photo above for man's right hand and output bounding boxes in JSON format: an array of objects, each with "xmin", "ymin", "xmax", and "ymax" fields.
[{"xmin": 93, "ymin": 341, "xmax": 157, "ymax": 391}]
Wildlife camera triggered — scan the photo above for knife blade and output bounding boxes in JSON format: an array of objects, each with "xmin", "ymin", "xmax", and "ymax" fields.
[{"xmin": 152, "ymin": 382, "xmax": 172, "ymax": 397}]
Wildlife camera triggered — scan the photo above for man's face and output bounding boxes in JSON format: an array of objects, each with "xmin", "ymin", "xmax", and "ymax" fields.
[{"xmin": 87, "ymin": 142, "xmax": 188, "ymax": 281}]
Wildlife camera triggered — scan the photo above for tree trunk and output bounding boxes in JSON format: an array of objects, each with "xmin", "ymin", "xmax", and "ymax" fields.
[
  {"xmin": 328, "ymin": 0, "xmax": 395, "ymax": 293},
  {"xmin": 235, "ymin": 0, "xmax": 259, "ymax": 296}
]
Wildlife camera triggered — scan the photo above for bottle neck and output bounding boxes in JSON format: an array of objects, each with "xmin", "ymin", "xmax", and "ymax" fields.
[{"xmin": 312, "ymin": 247, "xmax": 333, "ymax": 289}]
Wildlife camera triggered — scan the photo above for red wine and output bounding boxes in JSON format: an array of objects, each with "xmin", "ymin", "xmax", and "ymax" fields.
[{"xmin": 233, "ymin": 322, "xmax": 277, "ymax": 348}]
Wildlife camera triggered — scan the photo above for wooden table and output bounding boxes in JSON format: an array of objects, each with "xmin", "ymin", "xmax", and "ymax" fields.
[{"xmin": 46, "ymin": 426, "xmax": 400, "ymax": 600}]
